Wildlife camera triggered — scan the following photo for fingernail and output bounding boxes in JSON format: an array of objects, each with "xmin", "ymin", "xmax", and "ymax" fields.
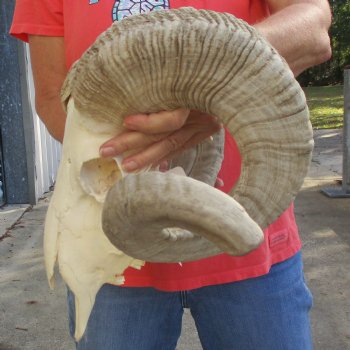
[
  {"xmin": 123, "ymin": 116, "xmax": 140, "ymax": 127},
  {"xmin": 159, "ymin": 160, "xmax": 169, "ymax": 172},
  {"xmin": 99, "ymin": 147, "xmax": 116, "ymax": 158},
  {"xmin": 122, "ymin": 160, "xmax": 138, "ymax": 172},
  {"xmin": 215, "ymin": 178, "xmax": 225, "ymax": 187}
]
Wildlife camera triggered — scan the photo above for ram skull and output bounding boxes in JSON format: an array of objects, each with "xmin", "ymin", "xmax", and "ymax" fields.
[{"xmin": 44, "ymin": 7, "xmax": 313, "ymax": 341}]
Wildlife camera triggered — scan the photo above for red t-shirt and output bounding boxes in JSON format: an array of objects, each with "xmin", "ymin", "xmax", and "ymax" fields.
[{"xmin": 11, "ymin": 0, "xmax": 301, "ymax": 291}]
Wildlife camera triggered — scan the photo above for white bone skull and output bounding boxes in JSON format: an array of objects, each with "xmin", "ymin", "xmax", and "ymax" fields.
[{"xmin": 44, "ymin": 8, "xmax": 313, "ymax": 341}]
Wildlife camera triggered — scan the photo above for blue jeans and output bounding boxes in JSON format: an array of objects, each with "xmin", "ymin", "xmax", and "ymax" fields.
[{"xmin": 67, "ymin": 252, "xmax": 313, "ymax": 350}]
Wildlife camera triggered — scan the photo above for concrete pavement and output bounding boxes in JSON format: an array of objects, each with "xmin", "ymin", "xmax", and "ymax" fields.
[
  {"xmin": 296, "ymin": 129, "xmax": 350, "ymax": 350},
  {"xmin": 0, "ymin": 129, "xmax": 349, "ymax": 350}
]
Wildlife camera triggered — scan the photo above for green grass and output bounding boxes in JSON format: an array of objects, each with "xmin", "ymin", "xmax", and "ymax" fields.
[{"xmin": 303, "ymin": 85, "xmax": 344, "ymax": 129}]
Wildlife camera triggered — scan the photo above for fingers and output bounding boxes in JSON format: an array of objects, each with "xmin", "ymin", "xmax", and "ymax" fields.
[
  {"xmin": 122, "ymin": 125, "xmax": 222, "ymax": 172},
  {"xmin": 157, "ymin": 129, "xmax": 220, "ymax": 165},
  {"xmin": 99, "ymin": 109, "xmax": 223, "ymax": 172},
  {"xmin": 123, "ymin": 108, "xmax": 190, "ymax": 133},
  {"xmin": 185, "ymin": 111, "xmax": 220, "ymax": 126},
  {"xmin": 100, "ymin": 130, "xmax": 170, "ymax": 158},
  {"xmin": 121, "ymin": 126, "xmax": 199, "ymax": 171},
  {"xmin": 100, "ymin": 108, "xmax": 191, "ymax": 157}
]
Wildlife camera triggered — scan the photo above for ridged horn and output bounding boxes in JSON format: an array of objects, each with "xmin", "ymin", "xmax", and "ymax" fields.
[
  {"xmin": 102, "ymin": 172, "xmax": 262, "ymax": 262},
  {"xmin": 62, "ymin": 7, "xmax": 313, "ymax": 260}
]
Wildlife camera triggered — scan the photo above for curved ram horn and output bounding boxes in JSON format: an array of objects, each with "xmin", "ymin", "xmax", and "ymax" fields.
[{"xmin": 62, "ymin": 8, "xmax": 312, "ymax": 258}]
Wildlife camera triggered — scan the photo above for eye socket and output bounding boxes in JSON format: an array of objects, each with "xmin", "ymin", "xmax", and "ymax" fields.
[{"xmin": 80, "ymin": 158, "xmax": 122, "ymax": 203}]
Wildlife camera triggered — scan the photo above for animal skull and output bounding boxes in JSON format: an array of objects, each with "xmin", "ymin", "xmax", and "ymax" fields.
[{"xmin": 44, "ymin": 7, "xmax": 313, "ymax": 341}]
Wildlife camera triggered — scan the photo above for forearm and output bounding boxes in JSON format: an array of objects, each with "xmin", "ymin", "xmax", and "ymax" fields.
[
  {"xmin": 35, "ymin": 96, "xmax": 66, "ymax": 143},
  {"xmin": 29, "ymin": 35, "xmax": 67, "ymax": 143},
  {"xmin": 254, "ymin": 0, "xmax": 332, "ymax": 76}
]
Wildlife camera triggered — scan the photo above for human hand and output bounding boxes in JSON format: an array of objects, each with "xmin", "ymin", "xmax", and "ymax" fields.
[{"xmin": 99, "ymin": 109, "xmax": 222, "ymax": 172}]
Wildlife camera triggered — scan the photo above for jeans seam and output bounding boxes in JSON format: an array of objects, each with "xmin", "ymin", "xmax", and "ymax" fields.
[{"xmin": 180, "ymin": 291, "xmax": 189, "ymax": 308}]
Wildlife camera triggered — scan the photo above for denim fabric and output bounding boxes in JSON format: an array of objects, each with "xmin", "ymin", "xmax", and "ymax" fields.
[{"xmin": 67, "ymin": 252, "xmax": 313, "ymax": 350}]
